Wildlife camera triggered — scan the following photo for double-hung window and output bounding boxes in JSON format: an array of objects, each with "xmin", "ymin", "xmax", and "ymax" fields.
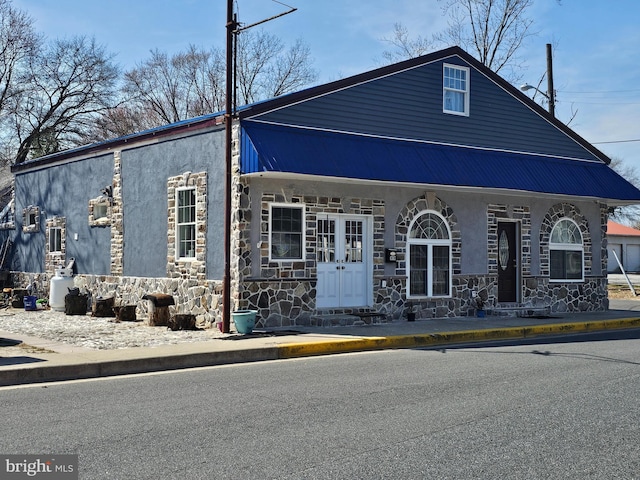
[
  {"xmin": 550, "ymin": 218, "xmax": 583, "ymax": 281},
  {"xmin": 177, "ymin": 187, "xmax": 196, "ymax": 259},
  {"xmin": 407, "ymin": 211, "xmax": 452, "ymax": 297},
  {"xmin": 443, "ymin": 64, "xmax": 469, "ymax": 116},
  {"xmin": 49, "ymin": 227, "xmax": 62, "ymax": 253},
  {"xmin": 270, "ymin": 204, "xmax": 304, "ymax": 261}
]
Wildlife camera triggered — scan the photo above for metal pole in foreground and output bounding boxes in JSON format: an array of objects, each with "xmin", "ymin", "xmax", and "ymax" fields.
[
  {"xmin": 222, "ymin": 1, "xmax": 295, "ymax": 333},
  {"xmin": 546, "ymin": 43, "xmax": 555, "ymax": 117},
  {"xmin": 223, "ymin": 0, "xmax": 234, "ymax": 333}
]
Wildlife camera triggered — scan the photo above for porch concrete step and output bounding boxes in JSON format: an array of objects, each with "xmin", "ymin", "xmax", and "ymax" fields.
[
  {"xmin": 309, "ymin": 311, "xmax": 389, "ymax": 327},
  {"xmin": 487, "ymin": 304, "xmax": 551, "ymax": 318}
]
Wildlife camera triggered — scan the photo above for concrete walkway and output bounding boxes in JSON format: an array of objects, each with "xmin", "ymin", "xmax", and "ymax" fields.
[{"xmin": 2, "ymin": 300, "xmax": 640, "ymax": 387}]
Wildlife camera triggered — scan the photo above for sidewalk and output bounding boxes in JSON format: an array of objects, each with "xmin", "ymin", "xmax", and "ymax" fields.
[{"xmin": 2, "ymin": 300, "xmax": 640, "ymax": 387}]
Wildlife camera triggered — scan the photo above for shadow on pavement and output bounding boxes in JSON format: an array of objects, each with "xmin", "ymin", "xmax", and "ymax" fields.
[
  {"xmin": 220, "ymin": 330, "xmax": 303, "ymax": 340},
  {"xmin": 422, "ymin": 328, "xmax": 640, "ymax": 351},
  {"xmin": 0, "ymin": 338, "xmax": 22, "ymax": 347},
  {"xmin": 0, "ymin": 356, "xmax": 46, "ymax": 366}
]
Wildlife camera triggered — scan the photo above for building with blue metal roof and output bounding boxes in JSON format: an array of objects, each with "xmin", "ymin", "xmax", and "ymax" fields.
[{"xmin": 3, "ymin": 46, "xmax": 640, "ymax": 327}]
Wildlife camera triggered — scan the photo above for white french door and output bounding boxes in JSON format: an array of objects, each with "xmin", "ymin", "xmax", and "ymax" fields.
[{"xmin": 316, "ymin": 214, "xmax": 371, "ymax": 308}]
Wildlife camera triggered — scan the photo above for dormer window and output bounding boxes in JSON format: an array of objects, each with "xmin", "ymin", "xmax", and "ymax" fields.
[{"xmin": 443, "ymin": 64, "xmax": 469, "ymax": 116}]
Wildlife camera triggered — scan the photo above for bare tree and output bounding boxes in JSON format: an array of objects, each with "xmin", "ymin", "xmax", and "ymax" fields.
[
  {"xmin": 0, "ymin": 0, "xmax": 41, "ymax": 169},
  {"xmin": 78, "ymin": 105, "xmax": 161, "ymax": 144},
  {"xmin": 380, "ymin": 23, "xmax": 436, "ymax": 64},
  {"xmin": 435, "ymin": 0, "xmax": 539, "ymax": 81},
  {"xmin": 0, "ymin": 0, "xmax": 40, "ymax": 117},
  {"xmin": 609, "ymin": 157, "xmax": 640, "ymax": 226},
  {"xmin": 10, "ymin": 36, "xmax": 119, "ymax": 164},
  {"xmin": 379, "ymin": 0, "xmax": 559, "ymax": 82},
  {"xmin": 235, "ymin": 30, "xmax": 317, "ymax": 105},
  {"xmin": 122, "ymin": 45, "xmax": 225, "ymax": 126},
  {"xmin": 110, "ymin": 32, "xmax": 317, "ymax": 137}
]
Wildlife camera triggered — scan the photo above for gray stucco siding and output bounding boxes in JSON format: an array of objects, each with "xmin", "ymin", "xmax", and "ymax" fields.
[
  {"xmin": 247, "ymin": 176, "xmax": 605, "ymax": 280},
  {"xmin": 13, "ymin": 154, "xmax": 114, "ymax": 274},
  {"xmin": 251, "ymin": 57, "xmax": 600, "ymax": 162},
  {"xmin": 121, "ymin": 128, "xmax": 226, "ymax": 279}
]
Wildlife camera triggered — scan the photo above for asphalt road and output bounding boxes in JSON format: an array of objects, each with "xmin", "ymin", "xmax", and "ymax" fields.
[{"xmin": 1, "ymin": 330, "xmax": 639, "ymax": 479}]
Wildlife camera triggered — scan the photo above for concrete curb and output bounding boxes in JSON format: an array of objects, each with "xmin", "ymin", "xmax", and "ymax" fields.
[
  {"xmin": 276, "ymin": 317, "xmax": 640, "ymax": 358},
  {"xmin": 0, "ymin": 346, "xmax": 282, "ymax": 387},
  {"xmin": 2, "ymin": 317, "xmax": 639, "ymax": 387}
]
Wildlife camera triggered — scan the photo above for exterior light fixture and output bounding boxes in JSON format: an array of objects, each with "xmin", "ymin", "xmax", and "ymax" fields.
[{"xmin": 520, "ymin": 44, "xmax": 556, "ymax": 117}]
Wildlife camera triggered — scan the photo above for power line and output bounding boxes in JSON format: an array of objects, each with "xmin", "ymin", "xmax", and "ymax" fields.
[
  {"xmin": 560, "ymin": 89, "xmax": 640, "ymax": 94},
  {"xmin": 592, "ymin": 138, "xmax": 640, "ymax": 145}
]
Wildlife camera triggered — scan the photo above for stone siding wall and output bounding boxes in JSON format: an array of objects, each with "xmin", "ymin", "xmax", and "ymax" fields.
[
  {"xmin": 238, "ymin": 190, "xmax": 386, "ymax": 327},
  {"xmin": 110, "ymin": 151, "xmax": 124, "ymax": 276},
  {"xmin": 166, "ymin": 171, "xmax": 208, "ymax": 281},
  {"xmin": 12, "ymin": 271, "xmax": 223, "ymax": 328},
  {"xmin": 44, "ymin": 216, "xmax": 66, "ymax": 273}
]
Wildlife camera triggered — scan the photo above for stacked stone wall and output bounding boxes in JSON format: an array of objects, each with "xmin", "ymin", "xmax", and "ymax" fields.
[{"xmin": 11, "ymin": 271, "xmax": 223, "ymax": 328}]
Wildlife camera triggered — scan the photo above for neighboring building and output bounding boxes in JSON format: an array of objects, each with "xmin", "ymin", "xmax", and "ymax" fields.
[
  {"xmin": 3, "ymin": 46, "xmax": 640, "ymax": 327},
  {"xmin": 607, "ymin": 220, "xmax": 640, "ymax": 273}
]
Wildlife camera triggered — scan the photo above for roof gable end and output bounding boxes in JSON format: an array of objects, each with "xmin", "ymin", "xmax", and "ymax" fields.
[{"xmin": 243, "ymin": 46, "xmax": 610, "ymax": 164}]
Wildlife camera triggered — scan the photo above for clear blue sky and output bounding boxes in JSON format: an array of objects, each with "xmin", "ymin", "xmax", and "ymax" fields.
[{"xmin": 13, "ymin": 0, "xmax": 640, "ymax": 170}]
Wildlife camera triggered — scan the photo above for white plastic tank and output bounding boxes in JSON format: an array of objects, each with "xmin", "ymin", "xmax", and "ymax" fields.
[{"xmin": 49, "ymin": 268, "xmax": 75, "ymax": 311}]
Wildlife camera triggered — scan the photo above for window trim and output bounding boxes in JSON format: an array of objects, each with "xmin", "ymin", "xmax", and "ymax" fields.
[
  {"xmin": 443, "ymin": 63, "xmax": 470, "ymax": 116},
  {"xmin": 48, "ymin": 226, "xmax": 62, "ymax": 253},
  {"xmin": 549, "ymin": 217, "xmax": 584, "ymax": 282},
  {"xmin": 176, "ymin": 186, "xmax": 197, "ymax": 261},
  {"xmin": 22, "ymin": 206, "xmax": 40, "ymax": 233},
  {"xmin": 406, "ymin": 210, "xmax": 453, "ymax": 298},
  {"xmin": 88, "ymin": 196, "xmax": 112, "ymax": 227},
  {"xmin": 269, "ymin": 203, "xmax": 305, "ymax": 262}
]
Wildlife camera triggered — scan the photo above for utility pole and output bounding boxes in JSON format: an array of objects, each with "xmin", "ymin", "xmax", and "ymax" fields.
[
  {"xmin": 546, "ymin": 43, "xmax": 555, "ymax": 117},
  {"xmin": 520, "ymin": 43, "xmax": 556, "ymax": 117},
  {"xmin": 222, "ymin": 0, "xmax": 235, "ymax": 333},
  {"xmin": 223, "ymin": 1, "xmax": 296, "ymax": 333}
]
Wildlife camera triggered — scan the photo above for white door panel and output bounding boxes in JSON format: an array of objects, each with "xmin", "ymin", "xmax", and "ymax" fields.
[{"xmin": 316, "ymin": 215, "xmax": 370, "ymax": 308}]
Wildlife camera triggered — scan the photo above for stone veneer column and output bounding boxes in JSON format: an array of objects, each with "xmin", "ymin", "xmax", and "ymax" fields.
[
  {"xmin": 393, "ymin": 193, "xmax": 464, "ymax": 318},
  {"xmin": 230, "ymin": 121, "xmax": 243, "ymax": 311},
  {"xmin": 487, "ymin": 204, "xmax": 531, "ymax": 277},
  {"xmin": 540, "ymin": 203, "xmax": 592, "ymax": 276},
  {"xmin": 166, "ymin": 171, "xmax": 207, "ymax": 280},
  {"xmin": 44, "ymin": 216, "xmax": 66, "ymax": 273},
  {"xmin": 110, "ymin": 151, "xmax": 124, "ymax": 275}
]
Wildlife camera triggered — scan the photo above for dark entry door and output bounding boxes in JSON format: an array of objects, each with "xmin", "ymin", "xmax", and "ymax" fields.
[{"xmin": 497, "ymin": 222, "xmax": 518, "ymax": 303}]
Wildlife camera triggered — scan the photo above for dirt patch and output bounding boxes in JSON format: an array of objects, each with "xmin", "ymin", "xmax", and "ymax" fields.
[
  {"xmin": 18, "ymin": 343, "xmax": 55, "ymax": 354},
  {"xmin": 608, "ymin": 285, "xmax": 640, "ymax": 300}
]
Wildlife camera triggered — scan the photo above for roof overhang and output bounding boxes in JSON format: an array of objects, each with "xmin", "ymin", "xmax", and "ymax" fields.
[
  {"xmin": 241, "ymin": 121, "xmax": 640, "ymax": 207},
  {"xmin": 243, "ymin": 171, "xmax": 637, "ymax": 206}
]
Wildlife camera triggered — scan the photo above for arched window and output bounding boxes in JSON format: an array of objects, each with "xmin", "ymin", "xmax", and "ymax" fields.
[
  {"xmin": 550, "ymin": 218, "xmax": 583, "ymax": 281},
  {"xmin": 407, "ymin": 211, "xmax": 451, "ymax": 297}
]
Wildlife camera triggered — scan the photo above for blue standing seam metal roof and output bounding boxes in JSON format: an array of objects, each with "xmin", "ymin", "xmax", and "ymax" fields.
[{"xmin": 241, "ymin": 121, "xmax": 640, "ymax": 203}]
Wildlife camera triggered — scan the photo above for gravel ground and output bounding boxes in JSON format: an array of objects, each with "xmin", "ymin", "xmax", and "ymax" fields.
[
  {"xmin": 2, "ymin": 282, "xmax": 636, "ymax": 352},
  {"xmin": 0, "ymin": 306, "xmax": 223, "ymax": 350}
]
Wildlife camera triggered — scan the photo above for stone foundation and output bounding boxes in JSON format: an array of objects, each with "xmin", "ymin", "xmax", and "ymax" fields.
[
  {"xmin": 240, "ymin": 274, "xmax": 608, "ymax": 327},
  {"xmin": 9, "ymin": 271, "xmax": 607, "ymax": 329},
  {"xmin": 10, "ymin": 272, "xmax": 223, "ymax": 329}
]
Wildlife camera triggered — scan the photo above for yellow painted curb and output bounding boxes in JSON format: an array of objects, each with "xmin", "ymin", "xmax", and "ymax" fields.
[{"xmin": 276, "ymin": 317, "xmax": 640, "ymax": 359}]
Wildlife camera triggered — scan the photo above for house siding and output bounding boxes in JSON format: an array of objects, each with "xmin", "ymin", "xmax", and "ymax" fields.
[
  {"xmin": 12, "ymin": 154, "xmax": 114, "ymax": 274},
  {"xmin": 4, "ymin": 46, "xmax": 630, "ymax": 328},
  {"xmin": 237, "ymin": 176, "xmax": 607, "ymax": 326},
  {"xmin": 120, "ymin": 128, "xmax": 226, "ymax": 279},
  {"xmin": 250, "ymin": 56, "xmax": 600, "ymax": 162}
]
